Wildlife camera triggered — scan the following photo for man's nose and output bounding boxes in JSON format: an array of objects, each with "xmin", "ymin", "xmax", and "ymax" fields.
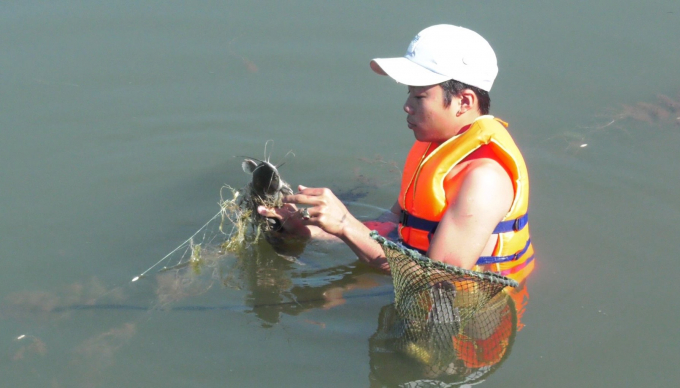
[{"xmin": 403, "ymin": 100, "xmax": 413, "ymax": 114}]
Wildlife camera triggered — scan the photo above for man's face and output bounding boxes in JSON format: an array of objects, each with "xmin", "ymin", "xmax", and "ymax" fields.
[{"xmin": 403, "ymin": 84, "xmax": 460, "ymax": 143}]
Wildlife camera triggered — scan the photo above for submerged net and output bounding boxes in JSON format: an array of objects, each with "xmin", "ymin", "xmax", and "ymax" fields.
[
  {"xmin": 369, "ymin": 296, "xmax": 517, "ymax": 386},
  {"xmin": 369, "ymin": 232, "xmax": 518, "ymax": 381}
]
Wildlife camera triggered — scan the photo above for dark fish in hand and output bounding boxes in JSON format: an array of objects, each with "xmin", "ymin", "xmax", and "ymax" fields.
[
  {"xmin": 236, "ymin": 152, "xmax": 307, "ymax": 259},
  {"xmin": 242, "ymin": 158, "xmax": 293, "ymax": 202},
  {"xmin": 240, "ymin": 157, "xmax": 293, "ymax": 232}
]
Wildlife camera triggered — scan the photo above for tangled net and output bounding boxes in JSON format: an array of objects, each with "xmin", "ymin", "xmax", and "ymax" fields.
[
  {"xmin": 131, "ymin": 182, "xmax": 294, "ymax": 304},
  {"xmin": 369, "ymin": 232, "xmax": 518, "ymax": 380},
  {"xmin": 219, "ymin": 184, "xmax": 269, "ymax": 252},
  {"xmin": 219, "ymin": 176, "xmax": 294, "ymax": 248}
]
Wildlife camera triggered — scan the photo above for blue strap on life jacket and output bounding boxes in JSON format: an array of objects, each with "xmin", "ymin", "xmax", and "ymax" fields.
[
  {"xmin": 400, "ymin": 210, "xmax": 529, "ymax": 236},
  {"xmin": 398, "ymin": 210, "xmax": 530, "ymax": 264},
  {"xmin": 491, "ymin": 213, "xmax": 529, "ymax": 234},
  {"xmin": 399, "ymin": 210, "xmax": 439, "ymax": 234},
  {"xmin": 401, "ymin": 238, "xmax": 532, "ymax": 265},
  {"xmin": 476, "ymin": 238, "xmax": 532, "ymax": 265}
]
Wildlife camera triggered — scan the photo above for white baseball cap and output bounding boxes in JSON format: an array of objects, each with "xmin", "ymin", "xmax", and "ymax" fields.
[{"xmin": 370, "ymin": 24, "xmax": 498, "ymax": 91}]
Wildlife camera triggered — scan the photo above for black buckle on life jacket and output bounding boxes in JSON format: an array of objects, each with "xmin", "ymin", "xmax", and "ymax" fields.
[
  {"xmin": 513, "ymin": 215, "xmax": 528, "ymax": 231},
  {"xmin": 399, "ymin": 209, "xmax": 409, "ymax": 225},
  {"xmin": 399, "ymin": 210, "xmax": 435, "ymax": 243}
]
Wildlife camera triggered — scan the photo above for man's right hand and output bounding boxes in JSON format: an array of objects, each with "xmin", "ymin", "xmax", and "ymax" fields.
[{"xmin": 257, "ymin": 203, "xmax": 313, "ymax": 240}]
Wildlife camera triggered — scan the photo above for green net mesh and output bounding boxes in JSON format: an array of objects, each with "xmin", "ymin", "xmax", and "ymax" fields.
[{"xmin": 368, "ymin": 231, "xmax": 519, "ymax": 384}]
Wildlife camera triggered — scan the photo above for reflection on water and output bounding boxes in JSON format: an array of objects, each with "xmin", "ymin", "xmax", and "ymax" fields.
[
  {"xmin": 8, "ymin": 204, "xmax": 537, "ymax": 385},
  {"xmin": 70, "ymin": 323, "xmax": 137, "ymax": 388},
  {"xmin": 4, "ymin": 277, "xmax": 125, "ymax": 320},
  {"xmin": 5, "ymin": 282, "xmax": 138, "ymax": 387},
  {"xmin": 1, "ymin": 204, "xmax": 392, "ymax": 386},
  {"xmin": 12, "ymin": 335, "xmax": 47, "ymax": 361},
  {"xmin": 369, "ymin": 283, "xmax": 529, "ymax": 387}
]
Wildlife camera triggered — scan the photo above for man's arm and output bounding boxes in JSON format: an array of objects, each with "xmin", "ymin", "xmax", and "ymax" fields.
[
  {"xmin": 364, "ymin": 201, "xmax": 400, "ymax": 238},
  {"xmin": 427, "ymin": 159, "xmax": 514, "ymax": 269},
  {"xmin": 376, "ymin": 201, "xmax": 401, "ymax": 223}
]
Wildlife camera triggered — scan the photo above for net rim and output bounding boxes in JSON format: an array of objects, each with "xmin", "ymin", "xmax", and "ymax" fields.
[{"xmin": 370, "ymin": 231, "xmax": 519, "ymax": 288}]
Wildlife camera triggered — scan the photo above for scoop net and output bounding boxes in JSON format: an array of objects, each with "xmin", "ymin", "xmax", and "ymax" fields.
[{"xmin": 369, "ymin": 231, "xmax": 518, "ymax": 375}]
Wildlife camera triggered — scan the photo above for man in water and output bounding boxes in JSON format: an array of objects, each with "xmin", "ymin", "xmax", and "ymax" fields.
[{"xmin": 258, "ymin": 24, "xmax": 534, "ymax": 281}]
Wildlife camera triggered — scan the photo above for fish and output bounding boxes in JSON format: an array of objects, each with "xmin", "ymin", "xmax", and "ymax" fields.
[
  {"xmin": 242, "ymin": 158, "xmax": 292, "ymax": 202},
  {"xmin": 240, "ymin": 157, "xmax": 294, "ymax": 233},
  {"xmin": 240, "ymin": 156, "xmax": 308, "ymax": 259}
]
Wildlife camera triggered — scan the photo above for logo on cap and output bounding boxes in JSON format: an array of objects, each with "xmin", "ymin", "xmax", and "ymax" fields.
[{"xmin": 406, "ymin": 34, "xmax": 421, "ymax": 58}]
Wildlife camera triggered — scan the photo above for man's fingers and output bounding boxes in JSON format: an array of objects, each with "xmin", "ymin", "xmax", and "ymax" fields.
[
  {"xmin": 296, "ymin": 185, "xmax": 329, "ymax": 196},
  {"xmin": 282, "ymin": 193, "xmax": 320, "ymax": 205},
  {"xmin": 257, "ymin": 206, "xmax": 281, "ymax": 219},
  {"xmin": 283, "ymin": 186, "xmax": 333, "ymax": 205},
  {"xmin": 281, "ymin": 203, "xmax": 298, "ymax": 212}
]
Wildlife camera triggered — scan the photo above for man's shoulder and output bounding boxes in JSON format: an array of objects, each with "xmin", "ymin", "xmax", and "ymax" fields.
[
  {"xmin": 444, "ymin": 153, "xmax": 512, "ymax": 201},
  {"xmin": 464, "ymin": 158, "xmax": 511, "ymax": 188},
  {"xmin": 446, "ymin": 158, "xmax": 514, "ymax": 219}
]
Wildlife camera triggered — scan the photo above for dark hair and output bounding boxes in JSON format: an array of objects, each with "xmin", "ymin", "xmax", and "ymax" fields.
[{"xmin": 440, "ymin": 79, "xmax": 490, "ymax": 115}]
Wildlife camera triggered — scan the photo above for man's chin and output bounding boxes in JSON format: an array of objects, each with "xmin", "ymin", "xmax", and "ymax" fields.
[
  {"xmin": 413, "ymin": 131, "xmax": 448, "ymax": 143},
  {"xmin": 413, "ymin": 132, "xmax": 432, "ymax": 142}
]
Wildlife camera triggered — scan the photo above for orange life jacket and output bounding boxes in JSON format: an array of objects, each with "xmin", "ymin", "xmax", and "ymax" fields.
[{"xmin": 397, "ymin": 116, "xmax": 534, "ymax": 282}]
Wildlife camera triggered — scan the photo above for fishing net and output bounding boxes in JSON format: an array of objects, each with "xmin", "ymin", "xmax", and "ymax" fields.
[
  {"xmin": 369, "ymin": 296, "xmax": 517, "ymax": 387},
  {"xmin": 130, "ymin": 183, "xmax": 301, "ymax": 304},
  {"xmin": 368, "ymin": 232, "xmax": 518, "ymax": 383},
  {"xmin": 220, "ymin": 183, "xmax": 281, "ymax": 251}
]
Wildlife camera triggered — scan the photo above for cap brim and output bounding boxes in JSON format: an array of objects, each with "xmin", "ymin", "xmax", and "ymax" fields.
[{"xmin": 370, "ymin": 57, "xmax": 450, "ymax": 86}]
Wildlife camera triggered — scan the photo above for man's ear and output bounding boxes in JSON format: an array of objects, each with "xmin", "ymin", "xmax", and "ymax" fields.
[{"xmin": 458, "ymin": 89, "xmax": 478, "ymax": 115}]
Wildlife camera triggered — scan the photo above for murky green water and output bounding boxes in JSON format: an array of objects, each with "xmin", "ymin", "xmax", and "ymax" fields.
[{"xmin": 2, "ymin": 1, "xmax": 680, "ymax": 387}]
